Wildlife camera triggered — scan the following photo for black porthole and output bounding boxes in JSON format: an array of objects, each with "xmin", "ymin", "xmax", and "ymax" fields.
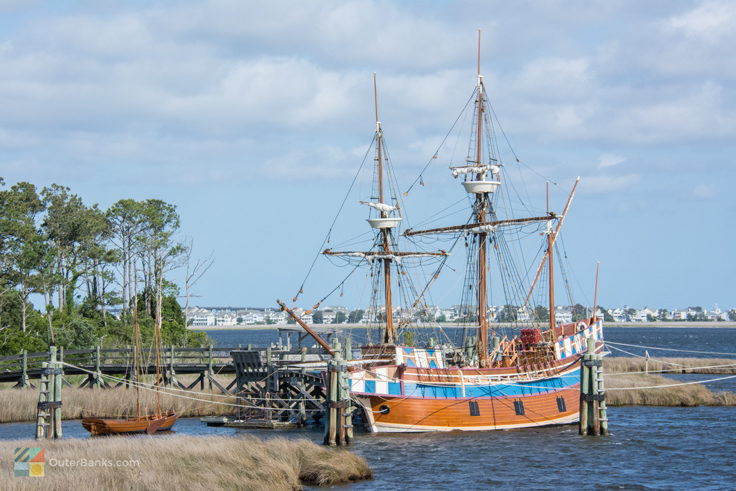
[
  {"xmin": 513, "ymin": 400, "xmax": 525, "ymax": 416},
  {"xmin": 469, "ymin": 400, "xmax": 480, "ymax": 416},
  {"xmin": 556, "ymin": 396, "xmax": 567, "ymax": 413},
  {"xmin": 379, "ymin": 405, "xmax": 390, "ymax": 414}
]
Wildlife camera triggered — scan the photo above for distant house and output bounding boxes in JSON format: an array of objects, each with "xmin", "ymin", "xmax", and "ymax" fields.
[
  {"xmin": 632, "ymin": 308, "xmax": 656, "ymax": 322},
  {"xmin": 555, "ymin": 306, "xmax": 573, "ymax": 325}
]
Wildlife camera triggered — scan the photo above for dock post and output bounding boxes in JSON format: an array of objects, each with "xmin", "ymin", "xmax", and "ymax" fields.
[
  {"xmin": 93, "ymin": 345, "xmax": 102, "ymax": 388},
  {"xmin": 324, "ymin": 338, "xmax": 346, "ymax": 446},
  {"xmin": 52, "ymin": 347, "xmax": 63, "ymax": 439},
  {"xmin": 344, "ymin": 337, "xmax": 352, "ymax": 361},
  {"xmin": 169, "ymin": 345, "xmax": 176, "ymax": 387},
  {"xmin": 35, "ymin": 346, "xmax": 62, "ymax": 440},
  {"xmin": 207, "ymin": 344, "xmax": 214, "ymax": 390},
  {"xmin": 579, "ymin": 337, "xmax": 608, "ymax": 436},
  {"xmin": 15, "ymin": 349, "xmax": 29, "ymax": 388},
  {"xmin": 340, "ymin": 355, "xmax": 353, "ymax": 444}
]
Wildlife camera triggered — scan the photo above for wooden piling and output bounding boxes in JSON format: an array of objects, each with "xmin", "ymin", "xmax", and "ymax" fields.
[
  {"xmin": 324, "ymin": 338, "xmax": 351, "ymax": 446},
  {"xmin": 35, "ymin": 346, "xmax": 62, "ymax": 440},
  {"xmin": 579, "ymin": 337, "xmax": 608, "ymax": 436}
]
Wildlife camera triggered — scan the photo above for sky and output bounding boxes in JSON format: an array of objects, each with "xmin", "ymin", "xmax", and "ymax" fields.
[{"xmin": 0, "ymin": 0, "xmax": 734, "ymax": 311}]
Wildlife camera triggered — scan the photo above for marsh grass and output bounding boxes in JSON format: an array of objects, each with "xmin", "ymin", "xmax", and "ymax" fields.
[
  {"xmin": 4, "ymin": 358, "xmax": 736, "ymax": 423},
  {"xmin": 0, "ymin": 383, "xmax": 236, "ymax": 423},
  {"xmin": 603, "ymin": 357, "xmax": 736, "ymax": 375},
  {"xmin": 605, "ymin": 373, "xmax": 736, "ymax": 406},
  {"xmin": 0, "ymin": 435, "xmax": 373, "ymax": 490}
]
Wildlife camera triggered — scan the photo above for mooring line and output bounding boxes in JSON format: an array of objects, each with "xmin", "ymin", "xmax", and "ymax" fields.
[
  {"xmin": 605, "ymin": 340, "xmax": 736, "ymax": 357},
  {"xmin": 607, "ymin": 373, "xmax": 736, "ymax": 391}
]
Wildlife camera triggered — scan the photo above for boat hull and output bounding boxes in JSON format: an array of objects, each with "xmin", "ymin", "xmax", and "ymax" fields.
[
  {"xmin": 81, "ymin": 411, "xmax": 177, "ymax": 436},
  {"xmin": 361, "ymin": 385, "xmax": 580, "ymax": 432}
]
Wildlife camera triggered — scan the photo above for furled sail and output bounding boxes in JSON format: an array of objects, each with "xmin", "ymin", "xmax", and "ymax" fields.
[
  {"xmin": 360, "ymin": 201, "xmax": 397, "ymax": 213},
  {"xmin": 450, "ymin": 164, "xmax": 500, "ymax": 179}
]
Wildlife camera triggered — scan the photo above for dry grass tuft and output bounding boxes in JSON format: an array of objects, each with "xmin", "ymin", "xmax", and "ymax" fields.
[
  {"xmin": 603, "ymin": 357, "xmax": 736, "ymax": 375},
  {"xmin": 605, "ymin": 373, "xmax": 736, "ymax": 406},
  {"xmin": 0, "ymin": 435, "xmax": 372, "ymax": 490},
  {"xmin": 0, "ymin": 384, "xmax": 236, "ymax": 424}
]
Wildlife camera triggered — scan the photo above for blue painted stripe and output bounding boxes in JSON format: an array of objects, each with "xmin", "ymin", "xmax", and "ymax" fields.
[
  {"xmin": 364, "ymin": 380, "xmax": 375, "ymax": 393},
  {"xmin": 388, "ymin": 382, "xmax": 402, "ymax": 395},
  {"xmin": 402, "ymin": 370, "xmax": 580, "ymax": 399}
]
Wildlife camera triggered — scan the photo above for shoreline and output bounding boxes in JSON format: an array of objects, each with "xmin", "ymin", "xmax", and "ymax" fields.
[{"xmin": 190, "ymin": 321, "xmax": 736, "ymax": 331}]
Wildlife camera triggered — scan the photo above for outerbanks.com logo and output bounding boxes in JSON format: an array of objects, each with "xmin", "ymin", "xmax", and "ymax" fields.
[
  {"xmin": 14, "ymin": 448, "xmax": 45, "ymax": 477},
  {"xmin": 14, "ymin": 448, "xmax": 140, "ymax": 477}
]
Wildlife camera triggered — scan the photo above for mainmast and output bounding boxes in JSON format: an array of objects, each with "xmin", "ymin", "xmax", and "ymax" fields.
[
  {"xmin": 374, "ymin": 73, "xmax": 396, "ymax": 344},
  {"xmin": 547, "ymin": 183, "xmax": 556, "ymax": 331},
  {"xmin": 474, "ymin": 30, "xmax": 489, "ymax": 367}
]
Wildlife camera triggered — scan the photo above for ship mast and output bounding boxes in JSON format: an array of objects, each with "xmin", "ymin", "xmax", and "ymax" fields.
[
  {"xmin": 548, "ymin": 183, "xmax": 556, "ymax": 332},
  {"xmin": 374, "ymin": 73, "xmax": 396, "ymax": 344},
  {"xmin": 475, "ymin": 30, "xmax": 489, "ymax": 368}
]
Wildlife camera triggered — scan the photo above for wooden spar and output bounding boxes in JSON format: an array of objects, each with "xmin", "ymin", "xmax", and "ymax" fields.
[
  {"xmin": 523, "ymin": 177, "xmax": 580, "ymax": 307},
  {"xmin": 323, "ymin": 250, "xmax": 447, "ymax": 257},
  {"xmin": 548, "ymin": 221, "xmax": 555, "ymax": 331},
  {"xmin": 133, "ymin": 262, "xmax": 141, "ymax": 420},
  {"xmin": 592, "ymin": 262, "xmax": 600, "ymax": 322},
  {"xmin": 154, "ymin": 272, "xmax": 162, "ymax": 416},
  {"xmin": 475, "ymin": 30, "xmax": 488, "ymax": 368},
  {"xmin": 374, "ymin": 73, "xmax": 395, "ymax": 345},
  {"xmin": 277, "ymin": 300, "xmax": 335, "ymax": 356},
  {"xmin": 403, "ymin": 215, "xmax": 553, "ymax": 237}
]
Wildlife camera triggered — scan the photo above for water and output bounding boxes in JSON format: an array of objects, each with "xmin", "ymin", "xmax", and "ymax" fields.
[
  {"xmin": 2, "ymin": 408, "xmax": 734, "ymax": 489},
  {"xmin": 202, "ymin": 326, "xmax": 736, "ymax": 359},
  {"xmin": 2, "ymin": 327, "xmax": 735, "ymax": 489}
]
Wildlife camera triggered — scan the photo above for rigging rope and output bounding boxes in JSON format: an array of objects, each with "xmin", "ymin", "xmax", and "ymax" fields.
[
  {"xmin": 605, "ymin": 340, "xmax": 736, "ymax": 358},
  {"xmin": 292, "ymin": 132, "xmax": 376, "ymax": 303},
  {"xmin": 404, "ymin": 90, "xmax": 477, "ymax": 195}
]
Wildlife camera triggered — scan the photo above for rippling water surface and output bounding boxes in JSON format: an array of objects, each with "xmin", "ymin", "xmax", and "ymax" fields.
[
  {"xmin": 2, "ymin": 327, "xmax": 734, "ymax": 489},
  {"xmin": 2, "ymin": 407, "xmax": 734, "ymax": 490}
]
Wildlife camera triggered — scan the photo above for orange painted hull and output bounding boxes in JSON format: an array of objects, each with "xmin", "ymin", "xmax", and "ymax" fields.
[
  {"xmin": 82, "ymin": 411, "xmax": 177, "ymax": 436},
  {"xmin": 365, "ymin": 386, "xmax": 580, "ymax": 432}
]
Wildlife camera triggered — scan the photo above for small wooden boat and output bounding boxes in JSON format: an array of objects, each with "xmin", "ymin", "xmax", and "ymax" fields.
[
  {"xmin": 82, "ymin": 411, "xmax": 177, "ymax": 436},
  {"xmin": 82, "ymin": 264, "xmax": 177, "ymax": 436}
]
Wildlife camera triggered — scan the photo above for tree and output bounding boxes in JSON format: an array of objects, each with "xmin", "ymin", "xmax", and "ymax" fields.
[
  {"xmin": 0, "ymin": 182, "xmax": 46, "ymax": 332},
  {"xmin": 497, "ymin": 305, "xmax": 517, "ymax": 323},
  {"xmin": 348, "ymin": 309, "xmax": 364, "ymax": 323},
  {"xmin": 312, "ymin": 311, "xmax": 323, "ymax": 324},
  {"xmin": 42, "ymin": 184, "xmax": 113, "ymax": 314},
  {"xmin": 533, "ymin": 305, "xmax": 549, "ymax": 322},
  {"xmin": 180, "ymin": 237, "xmax": 214, "ymax": 330},
  {"xmin": 334, "ymin": 311, "xmax": 347, "ymax": 324},
  {"xmin": 598, "ymin": 307, "xmax": 614, "ymax": 322},
  {"xmin": 107, "ymin": 199, "xmax": 145, "ymax": 318},
  {"xmin": 571, "ymin": 303, "xmax": 588, "ymax": 321}
]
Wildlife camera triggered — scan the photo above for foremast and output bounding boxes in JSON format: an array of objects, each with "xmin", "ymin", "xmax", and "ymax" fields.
[
  {"xmin": 374, "ymin": 73, "xmax": 396, "ymax": 344},
  {"xmin": 474, "ymin": 32, "xmax": 490, "ymax": 368},
  {"xmin": 322, "ymin": 74, "xmax": 447, "ymax": 346}
]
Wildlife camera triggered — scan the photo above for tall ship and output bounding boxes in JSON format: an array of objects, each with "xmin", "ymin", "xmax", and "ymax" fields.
[{"xmin": 282, "ymin": 34, "xmax": 603, "ymax": 432}]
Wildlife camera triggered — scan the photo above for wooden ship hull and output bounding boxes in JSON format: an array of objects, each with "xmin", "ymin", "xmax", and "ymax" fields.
[
  {"xmin": 351, "ymin": 321, "xmax": 603, "ymax": 432},
  {"xmin": 82, "ymin": 411, "xmax": 177, "ymax": 436}
]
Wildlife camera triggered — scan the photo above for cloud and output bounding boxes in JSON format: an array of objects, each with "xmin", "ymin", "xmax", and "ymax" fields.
[
  {"xmin": 597, "ymin": 154, "xmax": 626, "ymax": 169},
  {"xmin": 579, "ymin": 174, "xmax": 640, "ymax": 194},
  {"xmin": 666, "ymin": 0, "xmax": 736, "ymax": 41},
  {"xmin": 693, "ymin": 183, "xmax": 716, "ymax": 199}
]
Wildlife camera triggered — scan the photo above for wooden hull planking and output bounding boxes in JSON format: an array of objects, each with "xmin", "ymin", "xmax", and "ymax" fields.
[
  {"xmin": 363, "ymin": 385, "xmax": 580, "ymax": 432},
  {"xmin": 81, "ymin": 411, "xmax": 177, "ymax": 436}
]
